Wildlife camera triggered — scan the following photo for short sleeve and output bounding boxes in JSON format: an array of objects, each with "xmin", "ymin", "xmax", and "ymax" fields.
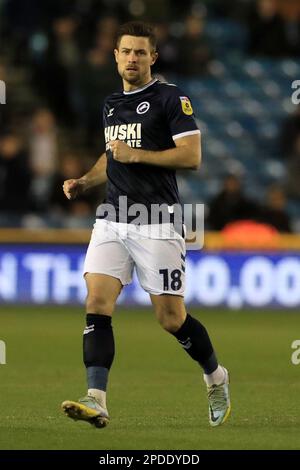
[{"xmin": 161, "ymin": 84, "xmax": 200, "ymax": 141}]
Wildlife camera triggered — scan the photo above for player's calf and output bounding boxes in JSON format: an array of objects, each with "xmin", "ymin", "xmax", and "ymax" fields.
[{"xmin": 170, "ymin": 313, "xmax": 231, "ymax": 426}]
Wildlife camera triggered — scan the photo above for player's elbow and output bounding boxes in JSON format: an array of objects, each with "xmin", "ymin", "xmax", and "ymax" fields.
[
  {"xmin": 188, "ymin": 152, "xmax": 201, "ymax": 171},
  {"xmin": 190, "ymin": 160, "xmax": 201, "ymax": 171},
  {"xmin": 187, "ymin": 141, "xmax": 201, "ymax": 170},
  {"xmin": 175, "ymin": 135, "xmax": 201, "ymax": 170}
]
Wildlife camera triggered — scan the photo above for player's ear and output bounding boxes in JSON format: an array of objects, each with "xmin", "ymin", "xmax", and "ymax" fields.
[
  {"xmin": 151, "ymin": 51, "xmax": 158, "ymax": 66},
  {"xmin": 114, "ymin": 48, "xmax": 119, "ymax": 63}
]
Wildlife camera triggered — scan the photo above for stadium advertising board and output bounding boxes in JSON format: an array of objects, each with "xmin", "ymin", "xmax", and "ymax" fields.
[{"xmin": 0, "ymin": 245, "xmax": 299, "ymax": 308}]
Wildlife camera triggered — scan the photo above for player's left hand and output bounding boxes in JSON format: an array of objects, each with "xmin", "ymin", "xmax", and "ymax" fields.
[{"xmin": 109, "ymin": 140, "xmax": 137, "ymax": 163}]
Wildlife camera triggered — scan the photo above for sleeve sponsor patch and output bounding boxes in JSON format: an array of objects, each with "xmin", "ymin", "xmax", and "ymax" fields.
[{"xmin": 179, "ymin": 96, "xmax": 193, "ymax": 116}]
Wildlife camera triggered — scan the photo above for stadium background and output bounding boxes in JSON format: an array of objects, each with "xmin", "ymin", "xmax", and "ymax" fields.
[{"xmin": 1, "ymin": 0, "xmax": 300, "ymax": 451}]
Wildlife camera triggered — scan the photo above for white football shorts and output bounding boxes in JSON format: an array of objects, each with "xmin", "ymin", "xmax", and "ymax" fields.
[{"xmin": 83, "ymin": 219, "xmax": 186, "ymax": 296}]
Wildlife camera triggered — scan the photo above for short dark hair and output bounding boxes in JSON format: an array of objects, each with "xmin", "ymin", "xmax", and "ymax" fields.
[{"xmin": 116, "ymin": 21, "xmax": 157, "ymax": 51}]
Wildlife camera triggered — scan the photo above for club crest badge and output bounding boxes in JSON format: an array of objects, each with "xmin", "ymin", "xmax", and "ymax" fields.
[{"xmin": 136, "ymin": 101, "xmax": 150, "ymax": 114}]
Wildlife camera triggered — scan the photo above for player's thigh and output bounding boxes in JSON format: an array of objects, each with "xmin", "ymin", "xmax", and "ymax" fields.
[
  {"xmin": 127, "ymin": 237, "xmax": 186, "ymax": 296},
  {"xmin": 84, "ymin": 219, "xmax": 134, "ymax": 286},
  {"xmin": 84, "ymin": 220, "xmax": 134, "ymax": 315},
  {"xmin": 85, "ymin": 273, "xmax": 122, "ymax": 316},
  {"xmin": 150, "ymin": 293, "xmax": 186, "ymax": 332}
]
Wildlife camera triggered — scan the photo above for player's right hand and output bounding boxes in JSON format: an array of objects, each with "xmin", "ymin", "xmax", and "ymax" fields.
[{"xmin": 63, "ymin": 178, "xmax": 86, "ymax": 200}]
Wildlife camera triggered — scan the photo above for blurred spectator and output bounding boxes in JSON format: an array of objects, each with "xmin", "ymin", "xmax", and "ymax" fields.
[
  {"xmin": 286, "ymin": 134, "xmax": 300, "ymax": 200},
  {"xmin": 279, "ymin": 105, "xmax": 300, "ymax": 158},
  {"xmin": 0, "ymin": 132, "xmax": 32, "ymax": 227},
  {"xmin": 248, "ymin": 0, "xmax": 300, "ymax": 57},
  {"xmin": 248, "ymin": 0, "xmax": 285, "ymax": 56},
  {"xmin": 96, "ymin": 16, "xmax": 119, "ymax": 49},
  {"xmin": 3, "ymin": 0, "xmax": 42, "ymax": 64},
  {"xmin": 260, "ymin": 186, "xmax": 292, "ymax": 232},
  {"xmin": 64, "ymin": 200, "xmax": 95, "ymax": 229},
  {"xmin": 52, "ymin": 16, "xmax": 80, "ymax": 69},
  {"xmin": 28, "ymin": 109, "xmax": 58, "ymax": 212},
  {"xmin": 176, "ymin": 14, "xmax": 213, "ymax": 75},
  {"xmin": 167, "ymin": 0, "xmax": 193, "ymax": 20},
  {"xmin": 31, "ymin": 16, "xmax": 80, "ymax": 123},
  {"xmin": 0, "ymin": 63, "xmax": 7, "ymax": 97},
  {"xmin": 277, "ymin": 0, "xmax": 300, "ymax": 56},
  {"xmin": 71, "ymin": 46, "xmax": 118, "ymax": 149},
  {"xmin": 154, "ymin": 23, "xmax": 179, "ymax": 74},
  {"xmin": 29, "ymin": 108, "xmax": 58, "ymax": 175},
  {"xmin": 207, "ymin": 174, "xmax": 260, "ymax": 231},
  {"xmin": 0, "ymin": 64, "xmax": 10, "ymax": 128}
]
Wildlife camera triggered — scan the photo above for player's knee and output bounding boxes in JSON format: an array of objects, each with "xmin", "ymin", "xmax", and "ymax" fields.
[
  {"xmin": 86, "ymin": 293, "xmax": 115, "ymax": 316},
  {"xmin": 155, "ymin": 307, "xmax": 185, "ymax": 333}
]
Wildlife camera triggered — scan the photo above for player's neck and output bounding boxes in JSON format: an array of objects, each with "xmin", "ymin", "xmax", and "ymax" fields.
[{"xmin": 123, "ymin": 76, "xmax": 154, "ymax": 93}]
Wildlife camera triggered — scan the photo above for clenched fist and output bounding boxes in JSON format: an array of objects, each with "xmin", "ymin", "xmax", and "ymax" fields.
[
  {"xmin": 63, "ymin": 178, "xmax": 87, "ymax": 200},
  {"xmin": 109, "ymin": 140, "xmax": 137, "ymax": 163}
]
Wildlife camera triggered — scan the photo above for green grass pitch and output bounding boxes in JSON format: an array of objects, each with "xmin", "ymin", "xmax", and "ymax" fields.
[{"xmin": 0, "ymin": 306, "xmax": 300, "ymax": 450}]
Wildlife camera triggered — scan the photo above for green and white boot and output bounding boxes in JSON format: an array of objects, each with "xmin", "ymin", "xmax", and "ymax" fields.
[
  {"xmin": 61, "ymin": 395, "xmax": 109, "ymax": 428},
  {"xmin": 206, "ymin": 367, "xmax": 231, "ymax": 427}
]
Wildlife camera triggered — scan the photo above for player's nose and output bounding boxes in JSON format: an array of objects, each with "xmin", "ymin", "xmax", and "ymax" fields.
[{"xmin": 128, "ymin": 52, "xmax": 137, "ymax": 62}]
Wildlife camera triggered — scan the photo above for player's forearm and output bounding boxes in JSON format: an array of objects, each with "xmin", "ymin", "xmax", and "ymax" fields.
[
  {"xmin": 81, "ymin": 154, "xmax": 107, "ymax": 189},
  {"xmin": 134, "ymin": 145, "xmax": 201, "ymax": 170}
]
